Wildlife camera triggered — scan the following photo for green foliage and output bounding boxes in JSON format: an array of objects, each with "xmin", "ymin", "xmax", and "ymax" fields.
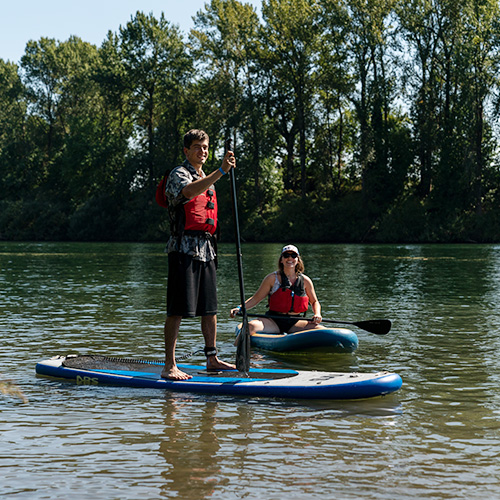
[
  {"xmin": 2, "ymin": 1, "xmax": 500, "ymax": 243},
  {"xmin": 0, "ymin": 199, "xmax": 69, "ymax": 240},
  {"xmin": 375, "ymin": 195, "xmax": 429, "ymax": 242}
]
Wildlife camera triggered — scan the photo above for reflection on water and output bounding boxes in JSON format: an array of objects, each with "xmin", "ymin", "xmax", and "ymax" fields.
[
  {"xmin": 1, "ymin": 242, "xmax": 500, "ymax": 499},
  {"xmin": 155, "ymin": 393, "xmax": 404, "ymax": 499},
  {"xmin": 159, "ymin": 399, "xmax": 221, "ymax": 498}
]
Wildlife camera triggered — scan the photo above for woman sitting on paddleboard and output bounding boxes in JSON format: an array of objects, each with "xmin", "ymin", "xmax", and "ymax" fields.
[{"xmin": 230, "ymin": 245, "xmax": 324, "ymax": 334}]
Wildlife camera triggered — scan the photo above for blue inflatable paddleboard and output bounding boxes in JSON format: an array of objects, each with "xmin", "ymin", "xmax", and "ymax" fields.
[
  {"xmin": 35, "ymin": 355, "xmax": 402, "ymax": 400},
  {"xmin": 247, "ymin": 327, "xmax": 358, "ymax": 353}
]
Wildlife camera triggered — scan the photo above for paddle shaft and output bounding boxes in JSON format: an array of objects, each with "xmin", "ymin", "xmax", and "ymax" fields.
[
  {"xmin": 244, "ymin": 313, "xmax": 391, "ymax": 335},
  {"xmin": 227, "ymin": 138, "xmax": 251, "ymax": 372},
  {"xmin": 227, "ymin": 144, "xmax": 245, "ymax": 309}
]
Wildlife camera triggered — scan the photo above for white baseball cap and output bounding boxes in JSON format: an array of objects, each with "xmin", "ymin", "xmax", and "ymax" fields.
[{"xmin": 281, "ymin": 245, "xmax": 300, "ymax": 256}]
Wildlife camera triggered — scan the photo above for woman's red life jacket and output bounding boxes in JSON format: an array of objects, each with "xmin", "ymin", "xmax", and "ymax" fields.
[
  {"xmin": 268, "ymin": 272, "xmax": 309, "ymax": 314},
  {"xmin": 183, "ymin": 188, "xmax": 218, "ymax": 235}
]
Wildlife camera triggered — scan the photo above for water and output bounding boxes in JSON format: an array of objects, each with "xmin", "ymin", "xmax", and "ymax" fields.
[{"xmin": 1, "ymin": 242, "xmax": 500, "ymax": 499}]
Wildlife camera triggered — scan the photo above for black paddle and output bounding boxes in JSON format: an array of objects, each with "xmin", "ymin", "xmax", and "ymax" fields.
[
  {"xmin": 227, "ymin": 138, "xmax": 251, "ymax": 374},
  {"xmin": 243, "ymin": 312, "xmax": 392, "ymax": 335}
]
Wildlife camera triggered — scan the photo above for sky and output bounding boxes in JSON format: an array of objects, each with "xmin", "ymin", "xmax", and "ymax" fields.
[{"xmin": 1, "ymin": 0, "xmax": 262, "ymax": 64}]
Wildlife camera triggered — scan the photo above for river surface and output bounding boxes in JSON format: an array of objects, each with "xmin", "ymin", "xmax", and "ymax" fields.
[{"xmin": 1, "ymin": 242, "xmax": 500, "ymax": 499}]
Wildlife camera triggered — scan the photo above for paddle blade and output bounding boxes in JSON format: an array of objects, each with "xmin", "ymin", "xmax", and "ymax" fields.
[
  {"xmin": 235, "ymin": 316, "xmax": 251, "ymax": 373},
  {"xmin": 352, "ymin": 319, "xmax": 392, "ymax": 335}
]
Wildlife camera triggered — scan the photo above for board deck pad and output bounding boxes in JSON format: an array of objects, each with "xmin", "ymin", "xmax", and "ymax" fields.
[{"xmin": 62, "ymin": 355, "xmax": 298, "ymax": 380}]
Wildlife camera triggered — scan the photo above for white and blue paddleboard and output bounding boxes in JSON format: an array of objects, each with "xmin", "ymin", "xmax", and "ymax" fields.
[
  {"xmin": 35, "ymin": 355, "xmax": 402, "ymax": 400},
  {"xmin": 248, "ymin": 327, "xmax": 358, "ymax": 353}
]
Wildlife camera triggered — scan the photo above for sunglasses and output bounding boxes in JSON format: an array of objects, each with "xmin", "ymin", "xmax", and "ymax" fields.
[{"xmin": 282, "ymin": 252, "xmax": 298, "ymax": 259}]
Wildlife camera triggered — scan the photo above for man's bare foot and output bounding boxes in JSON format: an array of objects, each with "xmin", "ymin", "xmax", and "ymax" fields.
[
  {"xmin": 161, "ymin": 365, "xmax": 192, "ymax": 380},
  {"xmin": 207, "ymin": 356, "xmax": 236, "ymax": 371}
]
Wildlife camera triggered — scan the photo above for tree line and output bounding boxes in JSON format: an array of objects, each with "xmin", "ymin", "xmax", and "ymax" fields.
[{"xmin": 1, "ymin": 0, "xmax": 500, "ymax": 243}]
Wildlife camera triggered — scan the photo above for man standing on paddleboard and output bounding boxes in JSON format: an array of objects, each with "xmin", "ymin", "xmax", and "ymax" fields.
[{"xmin": 161, "ymin": 129, "xmax": 236, "ymax": 380}]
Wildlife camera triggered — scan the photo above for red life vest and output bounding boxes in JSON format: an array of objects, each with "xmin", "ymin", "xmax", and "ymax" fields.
[
  {"xmin": 268, "ymin": 272, "xmax": 309, "ymax": 314},
  {"xmin": 183, "ymin": 188, "xmax": 218, "ymax": 235}
]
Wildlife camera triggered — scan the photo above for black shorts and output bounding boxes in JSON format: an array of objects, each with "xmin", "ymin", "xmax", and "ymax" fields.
[
  {"xmin": 266, "ymin": 311, "xmax": 301, "ymax": 334},
  {"xmin": 167, "ymin": 252, "xmax": 217, "ymax": 317}
]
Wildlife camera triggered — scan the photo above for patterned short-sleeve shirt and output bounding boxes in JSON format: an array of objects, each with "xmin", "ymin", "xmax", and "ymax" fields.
[{"xmin": 165, "ymin": 160, "xmax": 217, "ymax": 262}]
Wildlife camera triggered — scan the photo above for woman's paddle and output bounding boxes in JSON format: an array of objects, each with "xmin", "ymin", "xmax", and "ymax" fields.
[
  {"xmin": 243, "ymin": 313, "xmax": 392, "ymax": 335},
  {"xmin": 227, "ymin": 138, "xmax": 251, "ymax": 374}
]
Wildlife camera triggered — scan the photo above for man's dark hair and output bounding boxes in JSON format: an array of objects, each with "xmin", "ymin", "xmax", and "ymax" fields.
[{"xmin": 184, "ymin": 129, "xmax": 209, "ymax": 149}]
